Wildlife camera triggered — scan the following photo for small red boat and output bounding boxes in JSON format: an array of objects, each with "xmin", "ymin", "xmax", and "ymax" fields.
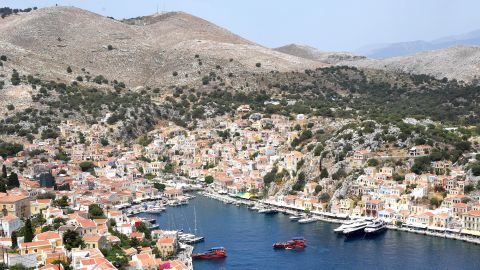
[
  {"xmin": 273, "ymin": 237, "xmax": 306, "ymax": 249},
  {"xmin": 192, "ymin": 247, "xmax": 227, "ymax": 259}
]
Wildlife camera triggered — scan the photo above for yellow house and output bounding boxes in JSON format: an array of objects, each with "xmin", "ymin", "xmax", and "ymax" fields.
[
  {"xmin": 156, "ymin": 237, "xmax": 178, "ymax": 258},
  {"xmin": 83, "ymin": 234, "xmax": 108, "ymax": 249},
  {"xmin": 0, "ymin": 193, "xmax": 31, "ymax": 218},
  {"xmin": 31, "ymin": 199, "xmax": 52, "ymax": 216},
  {"xmin": 19, "ymin": 240, "xmax": 53, "ymax": 261}
]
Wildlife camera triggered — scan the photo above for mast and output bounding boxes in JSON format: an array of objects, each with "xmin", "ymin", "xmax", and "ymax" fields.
[{"xmin": 194, "ymin": 205, "xmax": 197, "ymax": 235}]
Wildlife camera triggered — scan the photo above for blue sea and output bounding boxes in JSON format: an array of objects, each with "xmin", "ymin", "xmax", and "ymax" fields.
[{"xmin": 138, "ymin": 195, "xmax": 480, "ymax": 270}]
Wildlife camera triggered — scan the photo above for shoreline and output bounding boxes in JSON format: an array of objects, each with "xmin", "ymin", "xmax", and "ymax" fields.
[{"xmin": 199, "ymin": 191, "xmax": 480, "ymax": 245}]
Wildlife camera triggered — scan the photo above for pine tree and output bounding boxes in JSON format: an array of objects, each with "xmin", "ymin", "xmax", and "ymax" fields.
[
  {"xmin": 24, "ymin": 218, "xmax": 34, "ymax": 243},
  {"xmin": 7, "ymin": 172, "xmax": 19, "ymax": 188},
  {"xmin": 11, "ymin": 231, "xmax": 17, "ymax": 248},
  {"xmin": 0, "ymin": 180, "xmax": 6, "ymax": 193},
  {"xmin": 1, "ymin": 165, "xmax": 6, "ymax": 179}
]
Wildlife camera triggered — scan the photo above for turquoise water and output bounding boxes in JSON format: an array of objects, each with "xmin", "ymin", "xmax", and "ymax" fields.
[{"xmin": 138, "ymin": 195, "xmax": 480, "ymax": 270}]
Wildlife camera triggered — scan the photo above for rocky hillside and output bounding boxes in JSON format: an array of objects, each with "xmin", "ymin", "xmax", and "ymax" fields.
[
  {"xmin": 0, "ymin": 6, "xmax": 323, "ymax": 89},
  {"xmin": 274, "ymin": 44, "xmax": 366, "ymax": 64},
  {"xmin": 277, "ymin": 43, "xmax": 480, "ymax": 82},
  {"xmin": 340, "ymin": 45, "xmax": 480, "ymax": 82}
]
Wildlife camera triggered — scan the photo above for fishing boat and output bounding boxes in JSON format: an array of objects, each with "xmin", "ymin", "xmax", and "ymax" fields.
[
  {"xmin": 192, "ymin": 247, "xmax": 227, "ymax": 259},
  {"xmin": 273, "ymin": 237, "xmax": 306, "ymax": 249}
]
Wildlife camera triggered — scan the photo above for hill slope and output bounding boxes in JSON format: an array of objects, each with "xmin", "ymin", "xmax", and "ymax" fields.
[
  {"xmin": 0, "ymin": 6, "xmax": 323, "ymax": 88},
  {"xmin": 276, "ymin": 43, "xmax": 480, "ymax": 82},
  {"xmin": 341, "ymin": 45, "xmax": 480, "ymax": 82},
  {"xmin": 274, "ymin": 44, "xmax": 366, "ymax": 64}
]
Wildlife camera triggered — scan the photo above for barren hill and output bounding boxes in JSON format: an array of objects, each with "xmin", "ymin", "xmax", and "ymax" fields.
[
  {"xmin": 0, "ymin": 6, "xmax": 323, "ymax": 88},
  {"xmin": 340, "ymin": 45, "xmax": 480, "ymax": 82},
  {"xmin": 276, "ymin": 43, "xmax": 480, "ymax": 82},
  {"xmin": 274, "ymin": 44, "xmax": 366, "ymax": 64}
]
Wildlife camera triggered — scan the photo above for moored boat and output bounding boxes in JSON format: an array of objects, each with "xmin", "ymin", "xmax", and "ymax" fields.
[
  {"xmin": 273, "ymin": 237, "xmax": 306, "ymax": 249},
  {"xmin": 364, "ymin": 219, "xmax": 387, "ymax": 235},
  {"xmin": 258, "ymin": 208, "xmax": 279, "ymax": 214},
  {"xmin": 343, "ymin": 220, "xmax": 372, "ymax": 237},
  {"xmin": 298, "ymin": 217, "xmax": 316, "ymax": 224},
  {"xmin": 192, "ymin": 247, "xmax": 227, "ymax": 259}
]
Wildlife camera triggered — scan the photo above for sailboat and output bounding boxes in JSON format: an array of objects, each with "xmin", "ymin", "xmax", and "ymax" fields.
[{"xmin": 179, "ymin": 205, "xmax": 205, "ymax": 244}]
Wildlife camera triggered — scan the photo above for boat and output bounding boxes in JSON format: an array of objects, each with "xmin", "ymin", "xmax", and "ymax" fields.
[
  {"xmin": 343, "ymin": 220, "xmax": 372, "ymax": 237},
  {"xmin": 146, "ymin": 206, "xmax": 165, "ymax": 214},
  {"xmin": 258, "ymin": 208, "xmax": 279, "ymax": 214},
  {"xmin": 289, "ymin": 215, "xmax": 301, "ymax": 221},
  {"xmin": 192, "ymin": 247, "xmax": 227, "ymax": 259},
  {"xmin": 273, "ymin": 237, "xmax": 306, "ymax": 249},
  {"xmin": 364, "ymin": 219, "xmax": 387, "ymax": 235},
  {"xmin": 298, "ymin": 217, "xmax": 316, "ymax": 224},
  {"xmin": 333, "ymin": 218, "xmax": 364, "ymax": 233}
]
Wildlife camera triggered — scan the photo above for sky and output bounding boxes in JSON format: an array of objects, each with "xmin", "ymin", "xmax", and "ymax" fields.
[{"xmin": 3, "ymin": 0, "xmax": 480, "ymax": 52}]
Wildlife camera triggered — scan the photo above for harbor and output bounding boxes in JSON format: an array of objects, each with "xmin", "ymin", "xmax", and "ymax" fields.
[
  {"xmin": 137, "ymin": 194, "xmax": 480, "ymax": 270},
  {"xmin": 199, "ymin": 190, "xmax": 480, "ymax": 245}
]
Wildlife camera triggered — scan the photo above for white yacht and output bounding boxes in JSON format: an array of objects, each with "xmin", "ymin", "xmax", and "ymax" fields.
[
  {"xmin": 333, "ymin": 218, "xmax": 363, "ymax": 233},
  {"xmin": 364, "ymin": 219, "xmax": 387, "ymax": 235},
  {"xmin": 343, "ymin": 220, "xmax": 372, "ymax": 237},
  {"xmin": 289, "ymin": 215, "xmax": 301, "ymax": 221},
  {"xmin": 298, "ymin": 216, "xmax": 317, "ymax": 224}
]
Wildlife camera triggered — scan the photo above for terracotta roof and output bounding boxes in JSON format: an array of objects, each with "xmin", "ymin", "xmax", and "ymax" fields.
[
  {"xmin": 35, "ymin": 231, "xmax": 61, "ymax": 241},
  {"xmin": 466, "ymin": 210, "xmax": 480, "ymax": 217}
]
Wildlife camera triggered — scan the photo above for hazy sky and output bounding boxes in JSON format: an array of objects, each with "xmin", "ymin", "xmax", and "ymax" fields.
[{"xmin": 4, "ymin": 0, "xmax": 480, "ymax": 52}]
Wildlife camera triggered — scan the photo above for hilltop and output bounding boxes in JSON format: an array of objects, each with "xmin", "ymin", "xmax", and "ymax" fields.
[{"xmin": 0, "ymin": 6, "xmax": 323, "ymax": 88}]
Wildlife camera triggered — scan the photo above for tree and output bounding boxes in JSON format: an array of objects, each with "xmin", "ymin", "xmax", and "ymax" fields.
[
  {"xmin": 0, "ymin": 180, "xmax": 6, "ymax": 193},
  {"xmin": 63, "ymin": 229, "xmax": 85, "ymax": 250},
  {"xmin": 367, "ymin": 158, "xmax": 379, "ymax": 167},
  {"xmin": 79, "ymin": 161, "xmax": 94, "ymax": 172},
  {"xmin": 430, "ymin": 197, "xmax": 442, "ymax": 208},
  {"xmin": 55, "ymin": 195, "xmax": 69, "ymax": 208},
  {"xmin": 24, "ymin": 218, "xmax": 34, "ymax": 242},
  {"xmin": 320, "ymin": 168, "xmax": 329, "ymax": 179},
  {"xmin": 88, "ymin": 204, "xmax": 105, "ymax": 218},
  {"xmin": 66, "ymin": 66, "xmax": 72, "ymax": 73},
  {"xmin": 153, "ymin": 182, "xmax": 165, "ymax": 191},
  {"xmin": 255, "ymin": 62, "xmax": 261, "ymax": 67},
  {"xmin": 107, "ymin": 44, "xmax": 114, "ymax": 50},
  {"xmin": 204, "ymin": 175, "xmax": 214, "ymax": 184},
  {"xmin": 136, "ymin": 222, "xmax": 151, "ymax": 239},
  {"xmin": 7, "ymin": 172, "xmax": 19, "ymax": 188},
  {"xmin": 0, "ymin": 55, "xmax": 6, "ymax": 61},
  {"xmin": 319, "ymin": 192, "xmax": 331, "ymax": 203},
  {"xmin": 1, "ymin": 165, "xmax": 6, "ymax": 179},
  {"xmin": 11, "ymin": 231, "xmax": 17, "ymax": 248}
]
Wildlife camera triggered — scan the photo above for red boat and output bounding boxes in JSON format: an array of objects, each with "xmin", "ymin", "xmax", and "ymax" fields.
[
  {"xmin": 192, "ymin": 247, "xmax": 227, "ymax": 259},
  {"xmin": 273, "ymin": 237, "xmax": 306, "ymax": 249}
]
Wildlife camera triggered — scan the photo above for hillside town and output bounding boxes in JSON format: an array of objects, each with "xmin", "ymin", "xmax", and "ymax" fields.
[{"xmin": 1, "ymin": 99, "xmax": 480, "ymax": 269}]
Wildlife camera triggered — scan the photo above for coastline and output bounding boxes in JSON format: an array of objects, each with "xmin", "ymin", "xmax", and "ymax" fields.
[{"xmin": 199, "ymin": 191, "xmax": 480, "ymax": 245}]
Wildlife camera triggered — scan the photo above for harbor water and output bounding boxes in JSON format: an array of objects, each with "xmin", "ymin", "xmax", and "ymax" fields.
[{"xmin": 138, "ymin": 195, "xmax": 480, "ymax": 270}]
